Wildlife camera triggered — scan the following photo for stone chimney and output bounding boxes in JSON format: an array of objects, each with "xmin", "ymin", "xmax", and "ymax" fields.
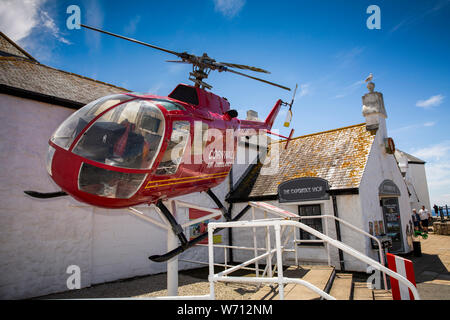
[
  {"xmin": 246, "ymin": 110, "xmax": 259, "ymax": 121},
  {"xmin": 362, "ymin": 80, "xmax": 387, "ymax": 138}
]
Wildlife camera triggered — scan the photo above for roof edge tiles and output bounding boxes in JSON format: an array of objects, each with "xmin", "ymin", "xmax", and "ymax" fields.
[
  {"xmin": 273, "ymin": 122, "xmax": 368, "ymax": 145},
  {"xmin": 226, "ymin": 123, "xmax": 375, "ymax": 203},
  {"xmin": 0, "ymin": 84, "xmax": 84, "ymax": 109},
  {"xmin": 0, "ymin": 56, "xmax": 129, "ymax": 92},
  {"xmin": 0, "ymin": 31, "xmax": 37, "ymax": 62}
]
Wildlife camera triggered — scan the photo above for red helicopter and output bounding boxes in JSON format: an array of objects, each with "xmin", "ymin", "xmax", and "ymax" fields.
[{"xmin": 25, "ymin": 25, "xmax": 296, "ymax": 262}]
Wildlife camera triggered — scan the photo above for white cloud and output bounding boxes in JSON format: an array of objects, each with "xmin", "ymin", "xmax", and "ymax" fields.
[
  {"xmin": 0, "ymin": 0, "xmax": 46, "ymax": 41},
  {"xmin": 40, "ymin": 10, "xmax": 71, "ymax": 44},
  {"xmin": 333, "ymin": 47, "xmax": 365, "ymax": 70},
  {"xmin": 213, "ymin": 0, "xmax": 246, "ymax": 18},
  {"xmin": 390, "ymin": 121, "xmax": 436, "ymax": 134},
  {"xmin": 298, "ymin": 83, "xmax": 310, "ymax": 97},
  {"xmin": 416, "ymin": 94, "xmax": 444, "ymax": 108},
  {"xmin": 124, "ymin": 15, "xmax": 141, "ymax": 35},
  {"xmin": 410, "ymin": 140, "xmax": 450, "ymax": 205},
  {"xmin": 389, "ymin": 1, "xmax": 450, "ymax": 34},
  {"xmin": 0, "ymin": 0, "xmax": 70, "ymax": 48},
  {"xmin": 334, "ymin": 79, "xmax": 364, "ymax": 99},
  {"xmin": 413, "ymin": 140, "xmax": 450, "ymax": 161}
]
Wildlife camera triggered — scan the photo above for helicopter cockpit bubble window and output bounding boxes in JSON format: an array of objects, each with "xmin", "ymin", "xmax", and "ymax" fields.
[
  {"xmin": 155, "ymin": 121, "xmax": 190, "ymax": 175},
  {"xmin": 72, "ymin": 99, "xmax": 165, "ymax": 170},
  {"xmin": 50, "ymin": 94, "xmax": 132, "ymax": 150},
  {"xmin": 78, "ymin": 163, "xmax": 147, "ymax": 199}
]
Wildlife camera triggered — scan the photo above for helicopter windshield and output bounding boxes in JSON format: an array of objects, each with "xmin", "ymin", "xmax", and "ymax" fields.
[
  {"xmin": 50, "ymin": 94, "xmax": 132, "ymax": 150},
  {"xmin": 72, "ymin": 99, "xmax": 165, "ymax": 170}
]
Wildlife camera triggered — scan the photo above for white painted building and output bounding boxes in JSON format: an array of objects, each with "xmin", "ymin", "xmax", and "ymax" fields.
[
  {"xmin": 226, "ymin": 81, "xmax": 424, "ymax": 272},
  {"xmin": 394, "ymin": 149, "xmax": 431, "ymax": 212}
]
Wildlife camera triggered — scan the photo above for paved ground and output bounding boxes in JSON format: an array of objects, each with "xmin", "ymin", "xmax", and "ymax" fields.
[
  {"xmin": 405, "ymin": 233, "xmax": 450, "ymax": 300},
  {"xmin": 38, "ymin": 267, "xmax": 259, "ymax": 300},
  {"xmin": 39, "ymin": 231, "xmax": 450, "ymax": 300}
]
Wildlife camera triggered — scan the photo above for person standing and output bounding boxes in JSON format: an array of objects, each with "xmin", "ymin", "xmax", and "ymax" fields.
[
  {"xmin": 419, "ymin": 205, "xmax": 431, "ymax": 233},
  {"xmin": 412, "ymin": 208, "xmax": 421, "ymax": 231},
  {"xmin": 433, "ymin": 204, "xmax": 439, "ymax": 217}
]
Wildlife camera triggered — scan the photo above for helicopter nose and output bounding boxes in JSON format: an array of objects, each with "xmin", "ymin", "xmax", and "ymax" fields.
[{"xmin": 47, "ymin": 143, "xmax": 150, "ymax": 208}]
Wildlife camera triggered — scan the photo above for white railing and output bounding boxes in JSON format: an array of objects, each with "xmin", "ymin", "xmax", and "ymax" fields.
[
  {"xmin": 207, "ymin": 219, "xmax": 421, "ymax": 300},
  {"xmin": 295, "ymin": 214, "xmax": 387, "ymax": 289},
  {"xmin": 248, "ymin": 202, "xmax": 388, "ymax": 289}
]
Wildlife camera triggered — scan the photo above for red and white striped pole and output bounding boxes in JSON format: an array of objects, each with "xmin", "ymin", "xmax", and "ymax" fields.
[{"xmin": 386, "ymin": 253, "xmax": 417, "ymax": 300}]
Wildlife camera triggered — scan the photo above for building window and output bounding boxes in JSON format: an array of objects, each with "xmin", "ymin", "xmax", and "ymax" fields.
[{"xmin": 298, "ymin": 204, "xmax": 324, "ymax": 246}]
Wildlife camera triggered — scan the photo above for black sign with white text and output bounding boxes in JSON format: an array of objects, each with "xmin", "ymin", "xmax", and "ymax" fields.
[{"xmin": 278, "ymin": 177, "xmax": 330, "ymax": 203}]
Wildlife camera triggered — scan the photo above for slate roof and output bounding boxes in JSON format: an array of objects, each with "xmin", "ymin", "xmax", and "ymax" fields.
[
  {"xmin": 0, "ymin": 31, "xmax": 129, "ymax": 108},
  {"xmin": 395, "ymin": 149, "xmax": 426, "ymax": 164},
  {"xmin": 227, "ymin": 123, "xmax": 376, "ymax": 202}
]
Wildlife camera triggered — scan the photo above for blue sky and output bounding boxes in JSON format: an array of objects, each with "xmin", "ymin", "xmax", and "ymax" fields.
[{"xmin": 1, "ymin": 0, "xmax": 449, "ymax": 205}]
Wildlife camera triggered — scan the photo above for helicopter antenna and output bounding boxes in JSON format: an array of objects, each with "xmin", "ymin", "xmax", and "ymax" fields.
[{"xmin": 80, "ymin": 24, "xmax": 291, "ymax": 91}]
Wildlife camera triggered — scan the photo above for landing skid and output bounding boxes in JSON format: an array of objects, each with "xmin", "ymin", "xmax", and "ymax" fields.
[
  {"xmin": 127, "ymin": 190, "xmax": 239, "ymax": 296},
  {"xmin": 149, "ymin": 199, "xmax": 250, "ymax": 262},
  {"xmin": 146, "ymin": 190, "xmax": 250, "ymax": 262},
  {"xmin": 24, "ymin": 190, "xmax": 68, "ymax": 198}
]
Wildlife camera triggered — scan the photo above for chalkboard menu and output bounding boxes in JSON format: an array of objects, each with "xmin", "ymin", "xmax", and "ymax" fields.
[{"xmin": 278, "ymin": 177, "xmax": 330, "ymax": 203}]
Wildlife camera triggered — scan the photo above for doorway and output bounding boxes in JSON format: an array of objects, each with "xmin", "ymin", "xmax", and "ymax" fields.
[{"xmin": 381, "ymin": 197, "xmax": 404, "ymax": 253}]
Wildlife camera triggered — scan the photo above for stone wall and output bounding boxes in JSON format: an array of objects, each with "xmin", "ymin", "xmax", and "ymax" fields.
[{"xmin": 433, "ymin": 221, "xmax": 450, "ymax": 235}]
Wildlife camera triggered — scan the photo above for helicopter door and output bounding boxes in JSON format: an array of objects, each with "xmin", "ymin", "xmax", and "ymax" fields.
[{"xmin": 155, "ymin": 121, "xmax": 190, "ymax": 175}]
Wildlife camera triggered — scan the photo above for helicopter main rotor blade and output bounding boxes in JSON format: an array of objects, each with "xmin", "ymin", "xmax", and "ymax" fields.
[
  {"xmin": 218, "ymin": 62, "xmax": 270, "ymax": 74},
  {"xmin": 80, "ymin": 24, "xmax": 290, "ymax": 92},
  {"xmin": 225, "ymin": 68, "xmax": 291, "ymax": 91},
  {"xmin": 81, "ymin": 24, "xmax": 183, "ymax": 57}
]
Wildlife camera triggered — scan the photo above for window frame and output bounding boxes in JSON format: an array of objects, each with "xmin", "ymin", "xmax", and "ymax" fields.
[
  {"xmin": 297, "ymin": 204, "xmax": 324, "ymax": 247},
  {"xmin": 155, "ymin": 120, "xmax": 191, "ymax": 175}
]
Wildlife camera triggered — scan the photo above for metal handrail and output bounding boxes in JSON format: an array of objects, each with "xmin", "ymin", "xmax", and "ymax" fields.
[
  {"xmin": 294, "ymin": 214, "xmax": 387, "ymax": 289},
  {"xmin": 208, "ymin": 219, "xmax": 421, "ymax": 300},
  {"xmin": 247, "ymin": 202, "xmax": 388, "ymax": 289}
]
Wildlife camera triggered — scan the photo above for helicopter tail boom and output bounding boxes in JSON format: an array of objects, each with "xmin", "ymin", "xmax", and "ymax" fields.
[
  {"xmin": 264, "ymin": 99, "xmax": 283, "ymax": 129},
  {"xmin": 238, "ymin": 99, "xmax": 283, "ymax": 133}
]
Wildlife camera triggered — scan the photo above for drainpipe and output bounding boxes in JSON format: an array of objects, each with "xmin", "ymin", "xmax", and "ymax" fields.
[{"xmin": 332, "ymin": 195, "xmax": 345, "ymax": 271}]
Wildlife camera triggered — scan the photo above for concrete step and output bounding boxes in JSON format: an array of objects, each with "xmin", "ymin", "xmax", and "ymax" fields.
[
  {"xmin": 352, "ymin": 281, "xmax": 374, "ymax": 300},
  {"xmin": 328, "ymin": 273, "xmax": 353, "ymax": 300},
  {"xmin": 373, "ymin": 289, "xmax": 393, "ymax": 300},
  {"xmin": 251, "ymin": 265, "xmax": 335, "ymax": 300}
]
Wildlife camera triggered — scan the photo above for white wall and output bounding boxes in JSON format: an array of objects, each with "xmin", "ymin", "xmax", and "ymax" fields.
[
  {"xmin": 408, "ymin": 163, "xmax": 431, "ymax": 211},
  {"xmin": 0, "ymin": 94, "xmax": 94, "ymax": 299},
  {"xmin": 0, "ymin": 94, "xmax": 227, "ymax": 299},
  {"xmin": 359, "ymin": 125, "xmax": 413, "ymax": 259},
  {"xmin": 229, "ymin": 195, "xmax": 373, "ymax": 272}
]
